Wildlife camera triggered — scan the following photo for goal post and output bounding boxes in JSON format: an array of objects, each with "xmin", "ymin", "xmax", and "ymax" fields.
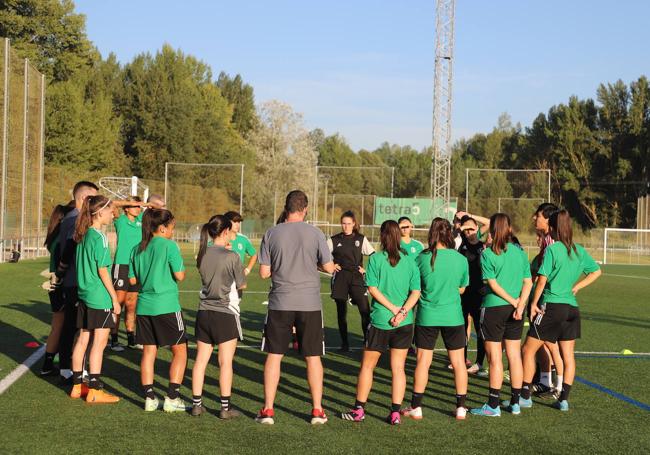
[
  {"xmin": 603, "ymin": 228, "xmax": 650, "ymax": 265},
  {"xmin": 99, "ymin": 176, "xmax": 149, "ymax": 201}
]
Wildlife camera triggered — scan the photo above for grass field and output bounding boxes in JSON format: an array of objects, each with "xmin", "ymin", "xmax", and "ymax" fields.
[{"xmin": 1, "ymin": 251, "xmax": 649, "ymax": 454}]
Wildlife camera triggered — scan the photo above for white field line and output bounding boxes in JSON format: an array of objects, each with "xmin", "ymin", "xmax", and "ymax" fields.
[
  {"xmin": 0, "ymin": 345, "xmax": 46, "ymax": 395},
  {"xmin": 604, "ymin": 273, "xmax": 650, "ymax": 280}
]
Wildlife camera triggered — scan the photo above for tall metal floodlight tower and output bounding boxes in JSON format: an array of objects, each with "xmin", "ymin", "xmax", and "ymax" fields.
[{"xmin": 431, "ymin": 0, "xmax": 456, "ymax": 214}]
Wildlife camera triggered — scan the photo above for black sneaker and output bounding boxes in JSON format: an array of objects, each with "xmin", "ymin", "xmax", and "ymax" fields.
[
  {"xmin": 40, "ymin": 365, "xmax": 59, "ymax": 376},
  {"xmin": 533, "ymin": 383, "xmax": 556, "ymax": 399},
  {"xmin": 191, "ymin": 404, "xmax": 207, "ymax": 417}
]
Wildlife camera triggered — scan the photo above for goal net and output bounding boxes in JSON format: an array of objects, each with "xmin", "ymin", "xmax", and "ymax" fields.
[
  {"xmin": 164, "ymin": 162, "xmax": 244, "ymax": 230},
  {"xmin": 99, "ymin": 176, "xmax": 149, "ymax": 201},
  {"xmin": 603, "ymin": 228, "xmax": 650, "ymax": 265}
]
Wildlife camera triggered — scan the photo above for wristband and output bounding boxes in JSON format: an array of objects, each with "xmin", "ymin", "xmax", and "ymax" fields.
[{"xmin": 399, "ymin": 307, "xmax": 407, "ymax": 316}]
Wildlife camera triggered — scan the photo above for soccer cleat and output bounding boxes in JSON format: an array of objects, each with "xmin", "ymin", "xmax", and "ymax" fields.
[
  {"xmin": 219, "ymin": 408, "xmax": 242, "ymax": 420},
  {"xmin": 400, "ymin": 406, "xmax": 423, "ymax": 420},
  {"xmin": 110, "ymin": 341, "xmax": 125, "ymax": 352},
  {"xmin": 470, "ymin": 403, "xmax": 501, "ymax": 417},
  {"xmin": 70, "ymin": 383, "xmax": 89, "ymax": 399},
  {"xmin": 191, "ymin": 403, "xmax": 207, "ymax": 417},
  {"xmin": 501, "ymin": 397, "xmax": 533, "ymax": 409},
  {"xmin": 341, "ymin": 407, "xmax": 365, "ymax": 422},
  {"xmin": 505, "ymin": 403, "xmax": 521, "ymax": 415},
  {"xmin": 144, "ymin": 397, "xmax": 160, "ymax": 412},
  {"xmin": 128, "ymin": 343, "xmax": 144, "ymax": 351},
  {"xmin": 455, "ymin": 407, "xmax": 467, "ymax": 420},
  {"xmin": 534, "ymin": 384, "xmax": 558, "ymax": 400},
  {"xmin": 476, "ymin": 368, "xmax": 489, "ymax": 378},
  {"xmin": 467, "ymin": 363, "xmax": 480, "ymax": 375},
  {"xmin": 163, "ymin": 397, "xmax": 189, "ymax": 413},
  {"xmin": 255, "ymin": 408, "xmax": 275, "ymax": 425},
  {"xmin": 40, "ymin": 366, "xmax": 59, "ymax": 377},
  {"xmin": 85, "ymin": 388, "xmax": 119, "ymax": 404},
  {"xmin": 387, "ymin": 411, "xmax": 401, "ymax": 425},
  {"xmin": 553, "ymin": 400, "xmax": 569, "ymax": 411},
  {"xmin": 311, "ymin": 408, "xmax": 328, "ymax": 425},
  {"xmin": 503, "ymin": 371, "xmax": 511, "ymax": 383}
]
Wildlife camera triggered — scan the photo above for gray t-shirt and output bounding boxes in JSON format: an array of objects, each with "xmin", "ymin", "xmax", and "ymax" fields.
[
  {"xmin": 198, "ymin": 246, "xmax": 246, "ymax": 314},
  {"xmin": 59, "ymin": 208, "xmax": 79, "ymax": 287},
  {"xmin": 259, "ymin": 222, "xmax": 332, "ymax": 311}
]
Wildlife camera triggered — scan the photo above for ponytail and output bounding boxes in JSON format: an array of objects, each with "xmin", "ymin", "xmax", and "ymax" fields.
[
  {"xmin": 489, "ymin": 213, "xmax": 513, "ymax": 255},
  {"xmin": 380, "ymin": 220, "xmax": 401, "ymax": 267},
  {"xmin": 73, "ymin": 195, "xmax": 111, "ymax": 243},
  {"xmin": 45, "ymin": 202, "xmax": 74, "ymax": 248},
  {"xmin": 549, "ymin": 209, "xmax": 577, "ymax": 256},
  {"xmin": 425, "ymin": 217, "xmax": 454, "ymax": 271},
  {"xmin": 197, "ymin": 214, "xmax": 232, "ymax": 268},
  {"xmin": 139, "ymin": 209, "xmax": 175, "ymax": 252}
]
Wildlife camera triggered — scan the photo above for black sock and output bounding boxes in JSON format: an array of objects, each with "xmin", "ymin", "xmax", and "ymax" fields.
[
  {"xmin": 559, "ymin": 383, "xmax": 572, "ymax": 401},
  {"xmin": 192, "ymin": 395, "xmax": 202, "ymax": 407},
  {"xmin": 43, "ymin": 352, "xmax": 55, "ymax": 369},
  {"xmin": 72, "ymin": 370, "xmax": 83, "ymax": 385},
  {"xmin": 167, "ymin": 382, "xmax": 181, "ymax": 400},
  {"xmin": 354, "ymin": 400, "xmax": 366, "ymax": 409},
  {"xmin": 127, "ymin": 331, "xmax": 135, "ymax": 345},
  {"xmin": 142, "ymin": 384, "xmax": 155, "ymax": 399},
  {"xmin": 456, "ymin": 394, "xmax": 466, "ymax": 408},
  {"xmin": 111, "ymin": 333, "xmax": 118, "ymax": 344},
  {"xmin": 510, "ymin": 388, "xmax": 521, "ymax": 406},
  {"xmin": 488, "ymin": 388, "xmax": 500, "ymax": 408},
  {"xmin": 221, "ymin": 396, "xmax": 231, "ymax": 411},
  {"xmin": 88, "ymin": 374, "xmax": 101, "ymax": 390},
  {"xmin": 521, "ymin": 382, "xmax": 532, "ymax": 400},
  {"xmin": 391, "ymin": 403, "xmax": 401, "ymax": 413},
  {"xmin": 411, "ymin": 392, "xmax": 424, "ymax": 409}
]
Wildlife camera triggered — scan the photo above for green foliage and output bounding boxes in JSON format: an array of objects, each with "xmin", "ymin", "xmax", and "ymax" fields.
[{"xmin": 216, "ymin": 72, "xmax": 258, "ymax": 137}]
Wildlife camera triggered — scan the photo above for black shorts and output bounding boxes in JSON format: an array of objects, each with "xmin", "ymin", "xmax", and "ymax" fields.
[
  {"xmin": 62, "ymin": 286, "xmax": 80, "ymax": 311},
  {"xmin": 480, "ymin": 306, "xmax": 523, "ymax": 342},
  {"xmin": 49, "ymin": 286, "xmax": 65, "ymax": 312},
  {"xmin": 365, "ymin": 324, "xmax": 413, "ymax": 353},
  {"xmin": 111, "ymin": 264, "xmax": 140, "ymax": 293},
  {"xmin": 262, "ymin": 310, "xmax": 324, "ymax": 357},
  {"xmin": 137, "ymin": 311, "xmax": 187, "ymax": 346},
  {"xmin": 195, "ymin": 310, "xmax": 241, "ymax": 345},
  {"xmin": 331, "ymin": 270, "xmax": 366, "ymax": 301},
  {"xmin": 76, "ymin": 301, "xmax": 116, "ymax": 330},
  {"xmin": 528, "ymin": 303, "xmax": 581, "ymax": 342},
  {"xmin": 415, "ymin": 325, "xmax": 466, "ymax": 350}
]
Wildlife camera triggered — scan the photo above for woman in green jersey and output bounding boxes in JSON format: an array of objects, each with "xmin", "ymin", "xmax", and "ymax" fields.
[
  {"xmin": 129, "ymin": 209, "xmax": 187, "ymax": 413},
  {"xmin": 401, "ymin": 218, "xmax": 470, "ymax": 421},
  {"xmin": 70, "ymin": 195, "xmax": 120, "ymax": 404},
  {"xmin": 471, "ymin": 213, "xmax": 533, "ymax": 417},
  {"xmin": 522, "ymin": 210, "xmax": 601, "ymax": 411},
  {"xmin": 398, "ymin": 216, "xmax": 424, "ymax": 258},
  {"xmin": 341, "ymin": 220, "xmax": 421, "ymax": 425}
]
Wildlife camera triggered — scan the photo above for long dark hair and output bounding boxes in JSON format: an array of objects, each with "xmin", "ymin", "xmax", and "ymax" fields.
[
  {"xmin": 276, "ymin": 190, "xmax": 308, "ymax": 224},
  {"xmin": 425, "ymin": 217, "xmax": 454, "ymax": 270},
  {"xmin": 489, "ymin": 213, "xmax": 512, "ymax": 255},
  {"xmin": 380, "ymin": 220, "xmax": 401, "ymax": 267},
  {"xmin": 44, "ymin": 201, "xmax": 74, "ymax": 248},
  {"xmin": 197, "ymin": 214, "xmax": 232, "ymax": 267},
  {"xmin": 73, "ymin": 195, "xmax": 111, "ymax": 243},
  {"xmin": 341, "ymin": 210, "xmax": 360, "ymax": 234},
  {"xmin": 549, "ymin": 209, "xmax": 577, "ymax": 256},
  {"xmin": 139, "ymin": 209, "xmax": 175, "ymax": 252}
]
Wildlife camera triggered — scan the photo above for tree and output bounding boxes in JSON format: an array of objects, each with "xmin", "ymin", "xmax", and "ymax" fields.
[{"xmin": 216, "ymin": 72, "xmax": 258, "ymax": 137}]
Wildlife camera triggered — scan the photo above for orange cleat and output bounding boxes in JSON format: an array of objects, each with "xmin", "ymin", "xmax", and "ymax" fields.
[
  {"xmin": 85, "ymin": 388, "xmax": 120, "ymax": 404},
  {"xmin": 70, "ymin": 383, "xmax": 89, "ymax": 399}
]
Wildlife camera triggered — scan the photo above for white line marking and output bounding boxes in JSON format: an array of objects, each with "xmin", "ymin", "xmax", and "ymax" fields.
[
  {"xmin": 0, "ymin": 345, "xmax": 46, "ymax": 395},
  {"xmin": 604, "ymin": 273, "xmax": 650, "ymax": 280},
  {"xmin": 180, "ymin": 290, "xmax": 331, "ymax": 295}
]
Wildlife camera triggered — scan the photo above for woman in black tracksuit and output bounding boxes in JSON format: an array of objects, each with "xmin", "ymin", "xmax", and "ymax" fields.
[{"xmin": 328, "ymin": 211, "xmax": 375, "ymax": 351}]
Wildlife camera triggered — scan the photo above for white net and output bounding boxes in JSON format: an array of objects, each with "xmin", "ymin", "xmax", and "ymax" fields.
[
  {"xmin": 99, "ymin": 176, "xmax": 149, "ymax": 201},
  {"xmin": 604, "ymin": 228, "xmax": 650, "ymax": 265}
]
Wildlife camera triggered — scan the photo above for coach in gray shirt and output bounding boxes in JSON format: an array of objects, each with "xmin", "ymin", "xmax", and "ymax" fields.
[{"xmin": 255, "ymin": 190, "xmax": 335, "ymax": 426}]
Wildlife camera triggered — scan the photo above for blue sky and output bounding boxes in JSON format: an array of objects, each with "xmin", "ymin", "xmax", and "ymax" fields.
[{"xmin": 75, "ymin": 0, "xmax": 649, "ymax": 151}]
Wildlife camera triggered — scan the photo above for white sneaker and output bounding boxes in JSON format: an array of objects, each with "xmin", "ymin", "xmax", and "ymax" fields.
[
  {"xmin": 163, "ymin": 397, "xmax": 189, "ymax": 413},
  {"xmin": 467, "ymin": 363, "xmax": 480, "ymax": 374},
  {"xmin": 144, "ymin": 397, "xmax": 160, "ymax": 412},
  {"xmin": 261, "ymin": 301, "xmax": 269, "ymax": 306},
  {"xmin": 456, "ymin": 407, "xmax": 467, "ymax": 420},
  {"xmin": 400, "ymin": 406, "xmax": 423, "ymax": 420},
  {"xmin": 59, "ymin": 368, "xmax": 73, "ymax": 380}
]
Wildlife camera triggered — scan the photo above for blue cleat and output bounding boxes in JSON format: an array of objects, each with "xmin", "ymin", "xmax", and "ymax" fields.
[
  {"xmin": 553, "ymin": 400, "xmax": 569, "ymax": 411},
  {"xmin": 470, "ymin": 403, "xmax": 501, "ymax": 417},
  {"xmin": 501, "ymin": 397, "xmax": 533, "ymax": 409},
  {"xmin": 505, "ymin": 403, "xmax": 521, "ymax": 415}
]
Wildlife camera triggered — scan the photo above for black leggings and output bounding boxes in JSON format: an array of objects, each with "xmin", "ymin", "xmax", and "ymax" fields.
[
  {"xmin": 463, "ymin": 300, "xmax": 486, "ymax": 366},
  {"xmin": 334, "ymin": 286, "xmax": 370, "ymax": 346}
]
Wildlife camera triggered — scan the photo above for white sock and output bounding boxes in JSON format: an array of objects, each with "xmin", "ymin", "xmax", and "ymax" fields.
[
  {"xmin": 59, "ymin": 368, "xmax": 72, "ymax": 379},
  {"xmin": 540, "ymin": 372, "xmax": 551, "ymax": 387},
  {"xmin": 556, "ymin": 376, "xmax": 563, "ymax": 391}
]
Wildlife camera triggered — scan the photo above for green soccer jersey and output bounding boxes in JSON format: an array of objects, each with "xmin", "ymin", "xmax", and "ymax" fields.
[
  {"xmin": 537, "ymin": 242, "xmax": 599, "ymax": 307},
  {"xmin": 365, "ymin": 251, "xmax": 421, "ymax": 330},
  {"xmin": 76, "ymin": 228, "xmax": 113, "ymax": 309},
  {"xmin": 230, "ymin": 233, "xmax": 256, "ymax": 264},
  {"xmin": 400, "ymin": 238, "xmax": 424, "ymax": 258},
  {"xmin": 481, "ymin": 242, "xmax": 531, "ymax": 308},
  {"xmin": 114, "ymin": 212, "xmax": 144, "ymax": 265},
  {"xmin": 416, "ymin": 249, "xmax": 469, "ymax": 326},
  {"xmin": 129, "ymin": 236, "xmax": 185, "ymax": 316}
]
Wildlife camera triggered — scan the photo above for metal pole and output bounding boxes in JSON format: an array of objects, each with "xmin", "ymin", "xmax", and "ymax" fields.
[
  {"xmin": 313, "ymin": 166, "xmax": 318, "ymax": 223},
  {"xmin": 239, "ymin": 164, "xmax": 244, "ymax": 215},
  {"xmin": 547, "ymin": 169, "xmax": 551, "ymax": 202},
  {"xmin": 273, "ymin": 190, "xmax": 277, "ymax": 223},
  {"xmin": 390, "ymin": 167, "xmax": 395, "ymax": 198},
  {"xmin": 37, "ymin": 73, "xmax": 45, "ymax": 247},
  {"xmin": 603, "ymin": 228, "xmax": 608, "ymax": 265},
  {"xmin": 497, "ymin": 197, "xmax": 501, "ymax": 213},
  {"xmin": 323, "ymin": 178, "xmax": 328, "ymax": 225},
  {"xmin": 361, "ymin": 195, "xmax": 365, "ymax": 226},
  {"xmin": 1, "ymin": 38, "xmax": 10, "ymax": 245},
  {"xmin": 465, "ymin": 168, "xmax": 469, "ymax": 211},
  {"xmin": 331, "ymin": 194, "xmax": 335, "ymax": 225},
  {"xmin": 20, "ymin": 59, "xmax": 28, "ymax": 240},
  {"xmin": 164, "ymin": 162, "xmax": 169, "ymax": 205}
]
